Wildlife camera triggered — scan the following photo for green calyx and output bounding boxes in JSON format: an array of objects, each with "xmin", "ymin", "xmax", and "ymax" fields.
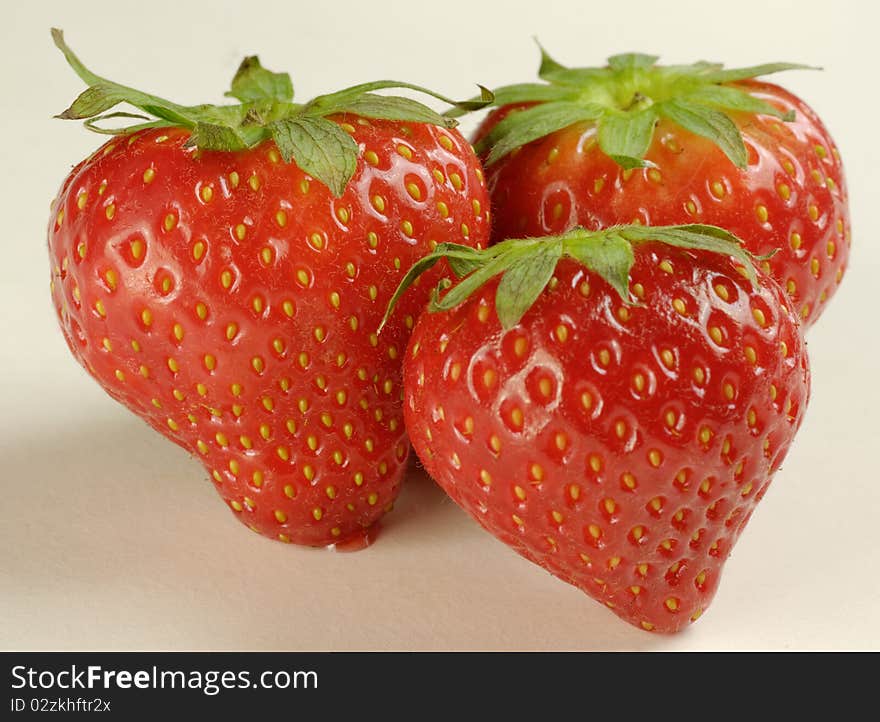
[
  {"xmin": 462, "ymin": 44, "xmax": 816, "ymax": 170},
  {"xmin": 381, "ymin": 224, "xmax": 762, "ymax": 332},
  {"xmin": 52, "ymin": 29, "xmax": 492, "ymax": 197}
]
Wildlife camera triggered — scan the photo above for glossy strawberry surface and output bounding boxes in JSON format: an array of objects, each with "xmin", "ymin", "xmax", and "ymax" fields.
[
  {"xmin": 49, "ymin": 123, "xmax": 488, "ymax": 546},
  {"xmin": 404, "ymin": 249, "xmax": 809, "ymax": 631},
  {"xmin": 477, "ymin": 81, "xmax": 849, "ymax": 328}
]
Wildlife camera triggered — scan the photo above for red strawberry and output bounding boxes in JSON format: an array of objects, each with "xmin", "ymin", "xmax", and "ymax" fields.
[
  {"xmin": 465, "ymin": 49, "xmax": 849, "ymax": 328},
  {"xmin": 48, "ymin": 30, "xmax": 489, "ymax": 547},
  {"xmin": 386, "ymin": 224, "xmax": 809, "ymax": 632}
]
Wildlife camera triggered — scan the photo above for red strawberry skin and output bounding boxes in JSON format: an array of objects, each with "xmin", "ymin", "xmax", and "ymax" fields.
[
  {"xmin": 49, "ymin": 122, "xmax": 488, "ymax": 547},
  {"xmin": 404, "ymin": 250, "xmax": 809, "ymax": 631},
  {"xmin": 477, "ymin": 81, "xmax": 849, "ymax": 328}
]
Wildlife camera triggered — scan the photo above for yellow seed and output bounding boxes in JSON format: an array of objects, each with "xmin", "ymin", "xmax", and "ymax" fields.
[
  {"xmin": 248, "ymin": 174, "xmax": 260, "ymax": 191},
  {"xmin": 709, "ymin": 326, "xmax": 723, "ymax": 344},
  {"xmin": 752, "ymin": 308, "xmax": 767, "ymax": 327},
  {"xmin": 365, "ymin": 150, "xmax": 379, "ymax": 165},
  {"xmin": 450, "ymin": 173, "xmax": 463, "ymax": 191},
  {"xmin": 510, "ymin": 407, "xmax": 524, "ymax": 428},
  {"xmin": 809, "ymin": 205, "xmax": 819, "ymax": 221},
  {"xmin": 756, "ymin": 205, "xmax": 768, "ymax": 223},
  {"xmin": 672, "ymin": 298, "xmax": 687, "ymax": 315},
  {"xmin": 105, "ymin": 203, "xmax": 116, "ymax": 220},
  {"xmin": 777, "ymin": 183, "xmax": 791, "ymax": 201},
  {"xmin": 659, "ymin": 260, "xmax": 674, "ymax": 274},
  {"xmin": 200, "ymin": 185, "xmax": 213, "ymax": 202},
  {"xmin": 406, "ymin": 182, "xmax": 422, "ymax": 201},
  {"xmin": 163, "ymin": 213, "xmax": 176, "ymax": 231},
  {"xmin": 711, "ymin": 181, "xmax": 725, "ymax": 198}
]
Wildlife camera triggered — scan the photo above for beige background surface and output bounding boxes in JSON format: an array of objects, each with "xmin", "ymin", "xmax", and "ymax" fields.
[{"xmin": 1, "ymin": 0, "xmax": 877, "ymax": 650}]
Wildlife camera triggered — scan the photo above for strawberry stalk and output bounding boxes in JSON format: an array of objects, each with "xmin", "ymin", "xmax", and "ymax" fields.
[
  {"xmin": 52, "ymin": 28, "xmax": 492, "ymax": 196},
  {"xmin": 382, "ymin": 224, "xmax": 763, "ymax": 331}
]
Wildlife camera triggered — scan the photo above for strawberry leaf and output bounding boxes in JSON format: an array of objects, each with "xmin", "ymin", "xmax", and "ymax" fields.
[
  {"xmin": 186, "ymin": 122, "xmax": 249, "ymax": 152},
  {"xmin": 269, "ymin": 117, "xmax": 359, "ymax": 198},
  {"xmin": 55, "ymin": 84, "xmax": 132, "ymax": 119},
  {"xmin": 597, "ymin": 109, "xmax": 659, "ymax": 169},
  {"xmin": 607, "ymin": 53, "xmax": 660, "ymax": 71},
  {"xmin": 705, "ymin": 62, "xmax": 817, "ymax": 84},
  {"xmin": 480, "ymin": 102, "xmax": 604, "ymax": 165},
  {"xmin": 431, "ymin": 252, "xmax": 515, "ymax": 313},
  {"xmin": 54, "ymin": 30, "xmax": 488, "ymax": 197},
  {"xmin": 384, "ymin": 224, "xmax": 762, "ymax": 329},
  {"xmin": 320, "ymin": 93, "xmax": 455, "ymax": 128},
  {"xmin": 618, "ymin": 224, "xmax": 759, "ymax": 284},
  {"xmin": 566, "ymin": 230, "xmax": 635, "ymax": 301},
  {"xmin": 473, "ymin": 46, "xmax": 816, "ymax": 171},
  {"xmin": 225, "ymin": 56, "xmax": 294, "ymax": 103},
  {"xmin": 495, "ymin": 239, "xmax": 563, "ymax": 328},
  {"xmin": 658, "ymin": 100, "xmax": 747, "ymax": 168},
  {"xmin": 684, "ymin": 85, "xmax": 795, "ymax": 121}
]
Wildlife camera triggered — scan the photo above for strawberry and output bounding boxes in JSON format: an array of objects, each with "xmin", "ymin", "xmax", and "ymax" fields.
[
  {"xmin": 48, "ymin": 30, "xmax": 489, "ymax": 547},
  {"xmin": 385, "ymin": 224, "xmax": 809, "ymax": 632},
  {"xmin": 463, "ymin": 49, "xmax": 849, "ymax": 328}
]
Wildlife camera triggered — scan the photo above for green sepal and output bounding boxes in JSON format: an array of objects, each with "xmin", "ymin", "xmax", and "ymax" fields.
[
  {"xmin": 225, "ymin": 56, "xmax": 294, "ymax": 103},
  {"xmin": 445, "ymin": 82, "xmax": 574, "ymax": 119},
  {"xmin": 617, "ymin": 223, "xmax": 758, "ymax": 285},
  {"xmin": 382, "ymin": 223, "xmax": 762, "ymax": 331},
  {"xmin": 495, "ymin": 239, "xmax": 563, "ymax": 328},
  {"xmin": 476, "ymin": 44, "xmax": 816, "ymax": 170},
  {"xmin": 682, "ymin": 85, "xmax": 794, "ymax": 121},
  {"xmin": 378, "ymin": 243, "xmax": 495, "ymax": 333},
  {"xmin": 565, "ymin": 231, "xmax": 635, "ymax": 301},
  {"xmin": 537, "ymin": 42, "xmax": 608, "ymax": 86},
  {"xmin": 53, "ymin": 29, "xmax": 487, "ymax": 197},
  {"xmin": 477, "ymin": 102, "xmax": 604, "ymax": 164},
  {"xmin": 607, "ymin": 53, "xmax": 660, "ymax": 71},
  {"xmin": 269, "ymin": 117, "xmax": 359, "ymax": 198},
  {"xmin": 185, "ymin": 122, "xmax": 249, "ymax": 152},
  {"xmin": 82, "ymin": 112, "xmax": 167, "ymax": 135},
  {"xmin": 597, "ymin": 109, "xmax": 659, "ymax": 169},
  {"xmin": 705, "ymin": 62, "xmax": 817, "ymax": 84},
  {"xmin": 316, "ymin": 93, "xmax": 455, "ymax": 128},
  {"xmin": 305, "ymin": 80, "xmax": 491, "ymax": 124},
  {"xmin": 658, "ymin": 99, "xmax": 747, "ymax": 168}
]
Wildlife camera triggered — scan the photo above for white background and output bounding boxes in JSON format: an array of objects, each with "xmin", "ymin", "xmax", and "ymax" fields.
[{"xmin": 1, "ymin": 0, "xmax": 877, "ymax": 650}]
